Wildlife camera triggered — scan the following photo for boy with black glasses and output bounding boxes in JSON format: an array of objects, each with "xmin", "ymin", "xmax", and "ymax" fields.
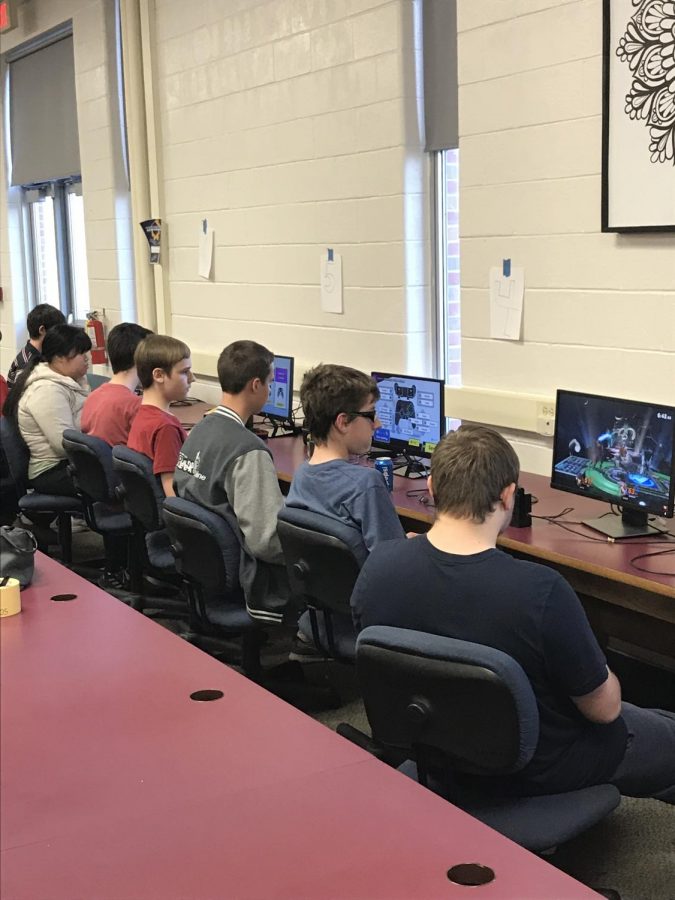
[{"xmin": 285, "ymin": 363, "xmax": 404, "ymax": 564}]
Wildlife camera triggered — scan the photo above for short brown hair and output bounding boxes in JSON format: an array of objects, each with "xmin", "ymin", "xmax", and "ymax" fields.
[
  {"xmin": 134, "ymin": 334, "xmax": 191, "ymax": 390},
  {"xmin": 301, "ymin": 364, "xmax": 379, "ymax": 442},
  {"xmin": 430, "ymin": 425, "xmax": 520, "ymax": 522},
  {"xmin": 217, "ymin": 341, "xmax": 274, "ymax": 394}
]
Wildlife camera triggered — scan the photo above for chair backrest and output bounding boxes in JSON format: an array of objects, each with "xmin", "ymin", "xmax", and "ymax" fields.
[
  {"xmin": 163, "ymin": 496, "xmax": 242, "ymax": 600},
  {"xmin": 112, "ymin": 446, "xmax": 164, "ymax": 533},
  {"xmin": 62, "ymin": 429, "xmax": 120, "ymax": 504},
  {"xmin": 276, "ymin": 506, "xmax": 363, "ymax": 617},
  {"xmin": 356, "ymin": 626, "xmax": 540, "ymax": 777},
  {"xmin": 0, "ymin": 417, "xmax": 29, "ymax": 497}
]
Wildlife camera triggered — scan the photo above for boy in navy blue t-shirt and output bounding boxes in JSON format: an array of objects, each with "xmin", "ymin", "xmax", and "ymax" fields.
[{"xmin": 352, "ymin": 425, "xmax": 675, "ymax": 801}]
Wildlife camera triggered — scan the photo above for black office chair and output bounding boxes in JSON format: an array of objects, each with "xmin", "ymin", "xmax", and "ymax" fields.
[
  {"xmin": 338, "ymin": 626, "xmax": 621, "ymax": 853},
  {"xmin": 163, "ymin": 497, "xmax": 268, "ymax": 679},
  {"xmin": 111, "ymin": 446, "xmax": 178, "ymax": 596},
  {"xmin": 61, "ymin": 430, "xmax": 136, "ymax": 581},
  {"xmin": 0, "ymin": 416, "xmax": 81, "ymax": 563},
  {"xmin": 276, "ymin": 506, "xmax": 363, "ymax": 662}
]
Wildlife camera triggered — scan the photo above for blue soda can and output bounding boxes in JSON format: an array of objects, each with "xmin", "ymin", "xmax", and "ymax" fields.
[{"xmin": 375, "ymin": 457, "xmax": 394, "ymax": 492}]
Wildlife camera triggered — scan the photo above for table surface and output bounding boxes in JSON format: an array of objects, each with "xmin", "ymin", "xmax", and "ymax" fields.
[{"xmin": 0, "ymin": 554, "xmax": 595, "ymax": 900}]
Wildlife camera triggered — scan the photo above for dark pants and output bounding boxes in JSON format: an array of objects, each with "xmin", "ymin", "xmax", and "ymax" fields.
[
  {"xmin": 609, "ymin": 703, "xmax": 675, "ymax": 803},
  {"xmin": 29, "ymin": 461, "xmax": 78, "ymax": 497}
]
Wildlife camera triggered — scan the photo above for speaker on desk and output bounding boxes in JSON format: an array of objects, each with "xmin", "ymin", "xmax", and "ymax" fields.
[{"xmin": 511, "ymin": 487, "xmax": 532, "ymax": 528}]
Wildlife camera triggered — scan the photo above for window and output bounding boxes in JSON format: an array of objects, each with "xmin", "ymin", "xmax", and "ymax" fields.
[
  {"xmin": 24, "ymin": 180, "xmax": 90, "ymax": 321},
  {"xmin": 435, "ymin": 149, "xmax": 461, "ymax": 388}
]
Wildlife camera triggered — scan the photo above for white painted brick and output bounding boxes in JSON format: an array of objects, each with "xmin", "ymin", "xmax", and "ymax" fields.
[
  {"xmin": 83, "ymin": 188, "xmax": 116, "ymax": 221},
  {"xmin": 461, "ymin": 176, "xmax": 599, "ymax": 237},
  {"xmin": 461, "ymin": 288, "xmax": 675, "ymax": 353},
  {"xmin": 459, "ymin": 57, "xmax": 600, "ymax": 137},
  {"xmin": 274, "ymin": 32, "xmax": 312, "ymax": 80},
  {"xmin": 75, "ymin": 65, "xmax": 108, "ymax": 104},
  {"xmin": 291, "ymin": 0, "xmax": 353, "ymax": 33},
  {"xmin": 460, "ymin": 117, "xmax": 601, "ymax": 187},
  {"xmin": 462, "ymin": 339, "xmax": 675, "ymax": 408},
  {"xmin": 461, "ymin": 233, "xmax": 675, "ymax": 292},
  {"xmin": 311, "ymin": 19, "xmax": 354, "ymax": 70},
  {"xmin": 458, "ymin": 0, "xmax": 582, "ymax": 33},
  {"xmin": 458, "ymin": 0, "xmax": 600, "ymax": 84},
  {"xmin": 173, "ymin": 313, "xmax": 409, "ymax": 375},
  {"xmin": 352, "ymin": 2, "xmax": 400, "ymax": 58},
  {"xmin": 171, "ymin": 282, "xmax": 408, "ymax": 332}
]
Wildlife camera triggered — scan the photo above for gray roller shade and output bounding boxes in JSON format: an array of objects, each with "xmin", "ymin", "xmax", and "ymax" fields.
[
  {"xmin": 423, "ymin": 0, "xmax": 458, "ymax": 151},
  {"xmin": 9, "ymin": 34, "xmax": 81, "ymax": 186}
]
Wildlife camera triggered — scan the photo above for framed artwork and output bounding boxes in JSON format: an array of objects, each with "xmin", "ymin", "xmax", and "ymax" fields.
[{"xmin": 602, "ymin": 0, "xmax": 675, "ymax": 232}]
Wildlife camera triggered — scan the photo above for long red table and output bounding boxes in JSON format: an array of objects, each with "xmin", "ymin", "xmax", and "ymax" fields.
[{"xmin": 0, "ymin": 555, "xmax": 595, "ymax": 899}]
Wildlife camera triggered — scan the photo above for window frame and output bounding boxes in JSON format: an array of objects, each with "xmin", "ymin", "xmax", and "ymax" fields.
[{"xmin": 22, "ymin": 176, "xmax": 88, "ymax": 322}]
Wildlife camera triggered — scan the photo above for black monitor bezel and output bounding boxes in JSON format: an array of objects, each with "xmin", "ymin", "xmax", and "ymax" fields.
[
  {"xmin": 550, "ymin": 388, "xmax": 675, "ymax": 520},
  {"xmin": 370, "ymin": 371, "xmax": 446, "ymax": 460},
  {"xmin": 262, "ymin": 355, "xmax": 294, "ymax": 423}
]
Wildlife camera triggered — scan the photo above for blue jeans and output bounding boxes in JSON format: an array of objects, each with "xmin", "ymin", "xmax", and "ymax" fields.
[{"xmin": 609, "ymin": 703, "xmax": 675, "ymax": 803}]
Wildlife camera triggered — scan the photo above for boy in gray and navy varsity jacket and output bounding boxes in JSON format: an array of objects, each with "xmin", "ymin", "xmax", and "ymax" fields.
[{"xmin": 174, "ymin": 340, "xmax": 288, "ymax": 623}]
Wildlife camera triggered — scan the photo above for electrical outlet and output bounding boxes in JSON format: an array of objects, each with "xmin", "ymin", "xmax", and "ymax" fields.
[
  {"xmin": 535, "ymin": 401, "xmax": 555, "ymax": 436},
  {"xmin": 537, "ymin": 415, "xmax": 555, "ymax": 436},
  {"xmin": 537, "ymin": 401, "xmax": 556, "ymax": 419}
]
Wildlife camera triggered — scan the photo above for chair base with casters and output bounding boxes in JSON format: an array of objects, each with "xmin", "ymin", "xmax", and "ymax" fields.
[{"xmin": 338, "ymin": 625, "xmax": 621, "ymax": 854}]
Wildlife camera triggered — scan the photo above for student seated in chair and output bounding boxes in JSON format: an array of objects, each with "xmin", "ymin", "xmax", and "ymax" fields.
[
  {"xmin": 127, "ymin": 335, "xmax": 193, "ymax": 498},
  {"xmin": 174, "ymin": 340, "xmax": 288, "ymax": 623},
  {"xmin": 81, "ymin": 322, "xmax": 153, "ymax": 446},
  {"xmin": 352, "ymin": 425, "xmax": 675, "ymax": 803},
  {"xmin": 4, "ymin": 324, "xmax": 91, "ymax": 497},
  {"xmin": 285, "ymin": 363, "xmax": 405, "ymax": 562},
  {"xmin": 7, "ymin": 303, "xmax": 66, "ymax": 390}
]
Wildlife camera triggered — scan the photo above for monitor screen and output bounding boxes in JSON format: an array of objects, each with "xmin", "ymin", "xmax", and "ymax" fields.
[
  {"xmin": 551, "ymin": 389, "xmax": 675, "ymax": 520},
  {"xmin": 261, "ymin": 355, "xmax": 294, "ymax": 421},
  {"xmin": 371, "ymin": 372, "xmax": 445, "ymax": 458}
]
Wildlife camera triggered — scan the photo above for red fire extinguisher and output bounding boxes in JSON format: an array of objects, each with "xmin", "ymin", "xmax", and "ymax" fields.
[{"xmin": 86, "ymin": 311, "xmax": 108, "ymax": 365}]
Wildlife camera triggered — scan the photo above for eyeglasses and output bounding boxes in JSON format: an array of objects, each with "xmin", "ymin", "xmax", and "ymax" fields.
[{"xmin": 346, "ymin": 410, "xmax": 377, "ymax": 422}]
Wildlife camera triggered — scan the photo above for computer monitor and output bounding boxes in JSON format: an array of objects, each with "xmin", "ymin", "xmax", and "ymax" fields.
[
  {"xmin": 260, "ymin": 355, "xmax": 295, "ymax": 433},
  {"xmin": 371, "ymin": 372, "xmax": 445, "ymax": 475},
  {"xmin": 551, "ymin": 389, "xmax": 675, "ymax": 539}
]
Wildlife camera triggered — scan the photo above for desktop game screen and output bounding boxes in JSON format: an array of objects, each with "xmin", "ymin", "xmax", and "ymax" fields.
[
  {"xmin": 551, "ymin": 390, "xmax": 675, "ymax": 517},
  {"xmin": 371, "ymin": 372, "xmax": 444, "ymax": 457},
  {"xmin": 261, "ymin": 355, "xmax": 293, "ymax": 421}
]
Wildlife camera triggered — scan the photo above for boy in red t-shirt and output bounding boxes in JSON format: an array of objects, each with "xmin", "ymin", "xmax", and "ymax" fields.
[
  {"xmin": 127, "ymin": 335, "xmax": 194, "ymax": 497},
  {"xmin": 81, "ymin": 322, "xmax": 153, "ymax": 445}
]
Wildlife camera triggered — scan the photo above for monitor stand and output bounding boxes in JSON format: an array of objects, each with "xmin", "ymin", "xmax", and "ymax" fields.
[
  {"xmin": 254, "ymin": 415, "xmax": 299, "ymax": 439},
  {"xmin": 268, "ymin": 419, "xmax": 299, "ymax": 439},
  {"xmin": 583, "ymin": 506, "xmax": 661, "ymax": 540},
  {"xmin": 393, "ymin": 451, "xmax": 429, "ymax": 480}
]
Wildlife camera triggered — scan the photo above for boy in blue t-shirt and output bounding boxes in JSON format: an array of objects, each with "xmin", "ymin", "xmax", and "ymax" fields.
[{"xmin": 285, "ymin": 363, "xmax": 405, "ymax": 562}]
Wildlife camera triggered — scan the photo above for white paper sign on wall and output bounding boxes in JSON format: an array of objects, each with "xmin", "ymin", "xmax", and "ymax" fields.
[{"xmin": 321, "ymin": 249, "xmax": 343, "ymax": 314}]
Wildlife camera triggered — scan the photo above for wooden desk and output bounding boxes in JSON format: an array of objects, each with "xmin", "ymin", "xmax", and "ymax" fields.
[
  {"xmin": 0, "ymin": 555, "xmax": 593, "ymax": 899},
  {"xmin": 267, "ymin": 437, "xmax": 675, "ymax": 665}
]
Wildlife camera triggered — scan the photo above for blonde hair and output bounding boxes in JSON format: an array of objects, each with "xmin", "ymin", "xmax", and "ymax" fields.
[{"xmin": 134, "ymin": 334, "xmax": 191, "ymax": 389}]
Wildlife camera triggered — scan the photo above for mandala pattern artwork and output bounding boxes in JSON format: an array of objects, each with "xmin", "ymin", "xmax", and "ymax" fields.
[{"xmin": 616, "ymin": 0, "xmax": 675, "ymax": 164}]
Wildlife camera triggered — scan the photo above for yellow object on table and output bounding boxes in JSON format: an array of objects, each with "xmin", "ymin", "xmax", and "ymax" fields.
[{"xmin": 0, "ymin": 577, "xmax": 21, "ymax": 617}]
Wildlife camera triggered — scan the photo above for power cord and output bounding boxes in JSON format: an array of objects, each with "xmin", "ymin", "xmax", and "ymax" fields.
[{"xmin": 629, "ymin": 547, "xmax": 675, "ymax": 576}]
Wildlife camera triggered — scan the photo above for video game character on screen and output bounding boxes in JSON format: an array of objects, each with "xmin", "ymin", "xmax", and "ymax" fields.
[{"xmin": 553, "ymin": 392, "xmax": 673, "ymax": 515}]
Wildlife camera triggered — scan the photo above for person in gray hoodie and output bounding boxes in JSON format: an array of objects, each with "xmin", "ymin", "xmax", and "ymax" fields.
[{"xmin": 4, "ymin": 324, "xmax": 91, "ymax": 497}]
